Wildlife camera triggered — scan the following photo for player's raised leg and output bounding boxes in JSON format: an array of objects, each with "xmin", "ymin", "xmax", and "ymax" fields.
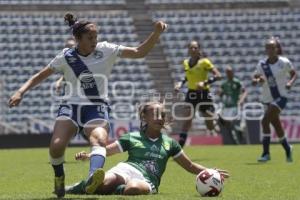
[{"xmin": 84, "ymin": 121, "xmax": 108, "ymax": 194}]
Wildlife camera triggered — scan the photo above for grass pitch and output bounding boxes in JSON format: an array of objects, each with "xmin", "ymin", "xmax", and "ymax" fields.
[{"xmin": 0, "ymin": 144, "xmax": 298, "ymax": 200}]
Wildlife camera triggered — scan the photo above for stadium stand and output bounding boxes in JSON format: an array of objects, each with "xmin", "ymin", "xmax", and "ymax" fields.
[
  {"xmin": 146, "ymin": 0, "xmax": 290, "ymax": 3},
  {"xmin": 0, "ymin": 0, "xmax": 125, "ymax": 5}
]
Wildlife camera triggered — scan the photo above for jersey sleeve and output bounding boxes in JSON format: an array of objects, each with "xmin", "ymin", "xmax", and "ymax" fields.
[
  {"xmin": 48, "ymin": 49, "xmax": 67, "ymax": 73},
  {"xmin": 169, "ymin": 139, "xmax": 183, "ymax": 158},
  {"xmin": 101, "ymin": 41, "xmax": 125, "ymax": 59},
  {"xmin": 283, "ymin": 57, "xmax": 294, "ymax": 74},
  {"xmin": 254, "ymin": 61, "xmax": 263, "ymax": 76},
  {"xmin": 117, "ymin": 133, "xmax": 131, "ymax": 152},
  {"xmin": 183, "ymin": 59, "xmax": 189, "ymax": 71},
  {"xmin": 203, "ymin": 58, "xmax": 214, "ymax": 71}
]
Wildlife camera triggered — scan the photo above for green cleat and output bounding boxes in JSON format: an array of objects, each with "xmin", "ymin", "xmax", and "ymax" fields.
[
  {"xmin": 54, "ymin": 175, "xmax": 65, "ymax": 198},
  {"xmin": 65, "ymin": 180, "xmax": 86, "ymax": 195},
  {"xmin": 85, "ymin": 168, "xmax": 105, "ymax": 194}
]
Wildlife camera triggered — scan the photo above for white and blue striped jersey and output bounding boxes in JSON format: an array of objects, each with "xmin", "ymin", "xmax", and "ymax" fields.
[
  {"xmin": 48, "ymin": 41, "xmax": 124, "ymax": 104},
  {"xmin": 255, "ymin": 56, "xmax": 294, "ymax": 103}
]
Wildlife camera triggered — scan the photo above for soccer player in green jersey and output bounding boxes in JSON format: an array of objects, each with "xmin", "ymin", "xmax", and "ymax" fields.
[
  {"xmin": 65, "ymin": 101, "xmax": 229, "ymax": 195},
  {"xmin": 218, "ymin": 66, "xmax": 247, "ymax": 144}
]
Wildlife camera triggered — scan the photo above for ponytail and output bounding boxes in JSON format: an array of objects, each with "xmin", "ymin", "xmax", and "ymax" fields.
[{"xmin": 64, "ymin": 13, "xmax": 94, "ymax": 38}]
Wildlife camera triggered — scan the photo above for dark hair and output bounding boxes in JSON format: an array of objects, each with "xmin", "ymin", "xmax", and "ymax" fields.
[
  {"xmin": 267, "ymin": 36, "xmax": 283, "ymax": 55},
  {"xmin": 188, "ymin": 40, "xmax": 207, "ymax": 58},
  {"xmin": 274, "ymin": 37, "xmax": 283, "ymax": 55},
  {"xmin": 64, "ymin": 13, "xmax": 94, "ymax": 38}
]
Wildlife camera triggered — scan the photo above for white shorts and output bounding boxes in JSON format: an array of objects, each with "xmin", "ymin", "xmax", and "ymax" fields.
[{"xmin": 106, "ymin": 162, "xmax": 156, "ymax": 194}]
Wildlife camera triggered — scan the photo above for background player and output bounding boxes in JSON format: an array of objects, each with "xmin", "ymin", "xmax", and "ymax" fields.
[
  {"xmin": 8, "ymin": 13, "xmax": 167, "ymax": 197},
  {"xmin": 252, "ymin": 36, "xmax": 297, "ymax": 162},
  {"xmin": 174, "ymin": 40, "xmax": 222, "ymax": 147},
  {"xmin": 218, "ymin": 66, "xmax": 247, "ymax": 144}
]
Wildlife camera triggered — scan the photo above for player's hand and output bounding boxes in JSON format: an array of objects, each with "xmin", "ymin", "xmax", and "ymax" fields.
[
  {"xmin": 55, "ymin": 80, "xmax": 62, "ymax": 94},
  {"xmin": 197, "ymin": 81, "xmax": 205, "ymax": 90},
  {"xmin": 174, "ymin": 82, "xmax": 181, "ymax": 92},
  {"xmin": 258, "ymin": 77, "xmax": 265, "ymax": 83},
  {"xmin": 252, "ymin": 79, "xmax": 258, "ymax": 85},
  {"xmin": 154, "ymin": 21, "xmax": 168, "ymax": 34},
  {"xmin": 286, "ymin": 82, "xmax": 292, "ymax": 90},
  {"xmin": 75, "ymin": 151, "xmax": 90, "ymax": 161},
  {"xmin": 8, "ymin": 91, "xmax": 23, "ymax": 108},
  {"xmin": 214, "ymin": 168, "xmax": 230, "ymax": 179}
]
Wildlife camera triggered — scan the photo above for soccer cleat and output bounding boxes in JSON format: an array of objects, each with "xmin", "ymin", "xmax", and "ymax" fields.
[
  {"xmin": 286, "ymin": 146, "xmax": 293, "ymax": 163},
  {"xmin": 65, "ymin": 180, "xmax": 86, "ymax": 194},
  {"xmin": 85, "ymin": 168, "xmax": 105, "ymax": 194},
  {"xmin": 257, "ymin": 154, "xmax": 271, "ymax": 162},
  {"xmin": 54, "ymin": 175, "xmax": 65, "ymax": 198}
]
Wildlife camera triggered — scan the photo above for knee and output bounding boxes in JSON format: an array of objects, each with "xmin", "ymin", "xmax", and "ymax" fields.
[
  {"xmin": 89, "ymin": 132, "xmax": 107, "ymax": 147},
  {"xmin": 123, "ymin": 182, "xmax": 148, "ymax": 195},
  {"xmin": 49, "ymin": 139, "xmax": 66, "ymax": 157}
]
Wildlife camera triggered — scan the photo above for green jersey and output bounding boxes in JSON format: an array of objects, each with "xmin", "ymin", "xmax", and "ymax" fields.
[
  {"xmin": 117, "ymin": 131, "xmax": 182, "ymax": 191},
  {"xmin": 220, "ymin": 78, "xmax": 242, "ymax": 108}
]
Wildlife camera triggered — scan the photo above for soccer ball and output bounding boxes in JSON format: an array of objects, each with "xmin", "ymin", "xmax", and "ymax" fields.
[{"xmin": 196, "ymin": 168, "xmax": 224, "ymax": 197}]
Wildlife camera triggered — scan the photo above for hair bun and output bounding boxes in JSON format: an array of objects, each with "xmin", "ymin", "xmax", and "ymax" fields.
[{"xmin": 64, "ymin": 13, "xmax": 77, "ymax": 27}]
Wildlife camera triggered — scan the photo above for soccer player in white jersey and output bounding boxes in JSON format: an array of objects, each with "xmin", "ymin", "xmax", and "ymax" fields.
[
  {"xmin": 252, "ymin": 37, "xmax": 297, "ymax": 162},
  {"xmin": 65, "ymin": 102, "xmax": 229, "ymax": 195},
  {"xmin": 8, "ymin": 13, "xmax": 168, "ymax": 198}
]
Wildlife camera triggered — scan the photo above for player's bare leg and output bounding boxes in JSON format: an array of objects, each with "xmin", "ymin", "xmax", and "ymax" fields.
[{"xmin": 50, "ymin": 119, "xmax": 77, "ymax": 198}]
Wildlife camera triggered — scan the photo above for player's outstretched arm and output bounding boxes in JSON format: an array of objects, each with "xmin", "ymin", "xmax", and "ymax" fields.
[
  {"xmin": 174, "ymin": 152, "xmax": 229, "ymax": 178},
  {"xmin": 120, "ymin": 21, "xmax": 167, "ymax": 59},
  {"xmin": 8, "ymin": 66, "xmax": 54, "ymax": 107},
  {"xmin": 75, "ymin": 141, "xmax": 122, "ymax": 161}
]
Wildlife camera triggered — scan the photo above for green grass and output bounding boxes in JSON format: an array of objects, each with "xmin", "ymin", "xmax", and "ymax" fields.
[{"xmin": 0, "ymin": 144, "xmax": 298, "ymax": 200}]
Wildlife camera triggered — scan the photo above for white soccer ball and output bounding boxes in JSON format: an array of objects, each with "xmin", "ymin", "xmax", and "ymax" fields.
[{"xmin": 196, "ymin": 168, "xmax": 224, "ymax": 197}]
